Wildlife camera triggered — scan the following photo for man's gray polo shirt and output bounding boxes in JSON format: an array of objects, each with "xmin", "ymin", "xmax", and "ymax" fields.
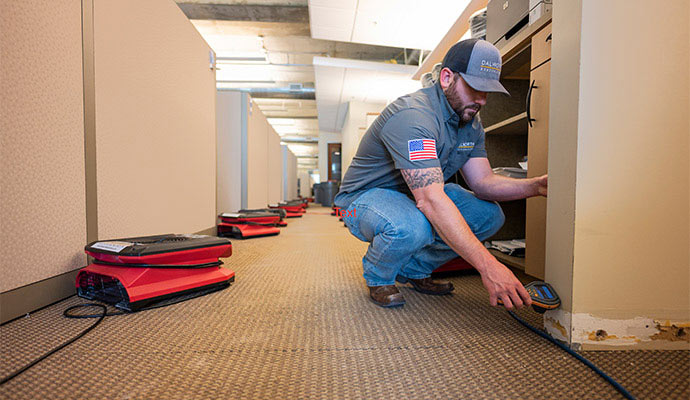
[{"xmin": 335, "ymin": 82, "xmax": 487, "ymax": 209}]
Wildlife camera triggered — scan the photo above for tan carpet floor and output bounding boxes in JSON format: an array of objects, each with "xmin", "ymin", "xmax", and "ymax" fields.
[{"xmin": 1, "ymin": 206, "xmax": 688, "ymax": 399}]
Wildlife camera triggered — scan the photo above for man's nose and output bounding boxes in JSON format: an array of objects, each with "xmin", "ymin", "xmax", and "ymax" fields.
[{"xmin": 475, "ymin": 92, "xmax": 488, "ymax": 106}]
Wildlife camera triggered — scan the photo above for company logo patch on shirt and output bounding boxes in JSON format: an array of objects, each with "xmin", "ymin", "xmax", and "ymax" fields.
[
  {"xmin": 457, "ymin": 141, "xmax": 475, "ymax": 150},
  {"xmin": 408, "ymin": 139, "xmax": 437, "ymax": 161}
]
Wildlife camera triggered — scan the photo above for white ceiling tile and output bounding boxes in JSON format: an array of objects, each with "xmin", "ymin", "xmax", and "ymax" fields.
[
  {"xmin": 309, "ymin": 0, "xmax": 357, "ymax": 9},
  {"xmin": 309, "ymin": 6, "xmax": 355, "ymax": 30},
  {"xmin": 309, "ymin": 25, "xmax": 352, "ymax": 42},
  {"xmin": 310, "ymin": 0, "xmax": 472, "ymax": 50}
]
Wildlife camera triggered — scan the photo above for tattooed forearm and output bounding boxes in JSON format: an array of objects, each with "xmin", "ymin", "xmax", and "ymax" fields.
[{"xmin": 401, "ymin": 168, "xmax": 444, "ymax": 190}]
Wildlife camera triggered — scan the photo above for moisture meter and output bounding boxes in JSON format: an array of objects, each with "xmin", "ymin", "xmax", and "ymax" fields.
[{"xmin": 498, "ymin": 281, "xmax": 560, "ymax": 313}]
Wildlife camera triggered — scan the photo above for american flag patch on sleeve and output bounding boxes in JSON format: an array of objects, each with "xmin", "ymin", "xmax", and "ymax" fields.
[{"xmin": 408, "ymin": 139, "xmax": 437, "ymax": 161}]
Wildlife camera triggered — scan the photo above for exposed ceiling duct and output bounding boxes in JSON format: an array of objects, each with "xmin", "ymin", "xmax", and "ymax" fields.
[{"xmin": 218, "ymin": 86, "xmax": 315, "ymax": 99}]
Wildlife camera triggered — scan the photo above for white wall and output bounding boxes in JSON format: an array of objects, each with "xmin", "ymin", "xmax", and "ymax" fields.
[
  {"xmin": 267, "ymin": 128, "xmax": 283, "ymax": 204},
  {"xmin": 216, "ymin": 91, "xmax": 243, "ymax": 214},
  {"xmin": 318, "ymin": 131, "xmax": 341, "ymax": 182},
  {"xmin": 298, "ymin": 170, "xmax": 313, "ymax": 197},
  {"xmin": 341, "ymin": 101, "xmax": 386, "ymax": 174},
  {"xmin": 282, "ymin": 146, "xmax": 298, "ymax": 200},
  {"xmin": 288, "ymin": 151, "xmax": 298, "ymax": 199}
]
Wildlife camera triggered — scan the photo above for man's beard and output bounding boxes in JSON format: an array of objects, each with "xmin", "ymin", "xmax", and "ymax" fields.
[{"xmin": 444, "ymin": 80, "xmax": 481, "ymax": 125}]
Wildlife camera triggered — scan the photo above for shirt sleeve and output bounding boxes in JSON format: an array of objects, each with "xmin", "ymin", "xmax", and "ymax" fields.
[
  {"xmin": 468, "ymin": 117, "xmax": 488, "ymax": 158},
  {"xmin": 378, "ymin": 109, "xmax": 442, "ymax": 170}
]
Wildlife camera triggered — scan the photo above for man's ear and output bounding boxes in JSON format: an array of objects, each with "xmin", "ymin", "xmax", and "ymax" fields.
[{"xmin": 439, "ymin": 67, "xmax": 454, "ymax": 90}]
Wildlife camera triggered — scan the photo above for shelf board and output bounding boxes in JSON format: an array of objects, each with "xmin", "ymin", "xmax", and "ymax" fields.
[
  {"xmin": 501, "ymin": 44, "xmax": 532, "ymax": 80},
  {"xmin": 498, "ymin": 14, "xmax": 552, "ymax": 62},
  {"xmin": 484, "ymin": 112, "xmax": 527, "ymax": 135},
  {"xmin": 489, "ymin": 249, "xmax": 526, "ymax": 270}
]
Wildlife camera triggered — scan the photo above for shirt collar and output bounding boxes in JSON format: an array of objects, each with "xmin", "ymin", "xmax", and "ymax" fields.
[{"xmin": 434, "ymin": 82, "xmax": 459, "ymax": 124}]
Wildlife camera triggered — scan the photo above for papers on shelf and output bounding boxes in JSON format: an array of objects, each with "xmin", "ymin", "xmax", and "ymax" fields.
[{"xmin": 484, "ymin": 239, "xmax": 526, "ymax": 257}]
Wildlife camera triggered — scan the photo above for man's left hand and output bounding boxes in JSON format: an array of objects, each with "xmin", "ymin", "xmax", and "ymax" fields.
[{"xmin": 534, "ymin": 174, "xmax": 547, "ymax": 197}]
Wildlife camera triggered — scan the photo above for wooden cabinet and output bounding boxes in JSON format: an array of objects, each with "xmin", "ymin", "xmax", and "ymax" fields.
[
  {"xmin": 524, "ymin": 22, "xmax": 551, "ymax": 279},
  {"xmin": 531, "ymin": 23, "xmax": 552, "ymax": 68},
  {"xmin": 525, "ymin": 58, "xmax": 550, "ymax": 279}
]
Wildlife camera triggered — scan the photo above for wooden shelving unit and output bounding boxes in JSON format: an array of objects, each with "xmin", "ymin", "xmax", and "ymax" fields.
[
  {"xmin": 498, "ymin": 14, "xmax": 552, "ymax": 63},
  {"xmin": 485, "ymin": 112, "xmax": 527, "ymax": 135}
]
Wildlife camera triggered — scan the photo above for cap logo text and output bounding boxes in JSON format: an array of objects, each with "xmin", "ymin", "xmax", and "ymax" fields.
[{"xmin": 480, "ymin": 60, "xmax": 501, "ymax": 71}]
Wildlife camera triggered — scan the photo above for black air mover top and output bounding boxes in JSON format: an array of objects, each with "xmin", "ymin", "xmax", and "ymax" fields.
[
  {"xmin": 221, "ymin": 212, "xmax": 279, "ymax": 219},
  {"xmin": 85, "ymin": 234, "xmax": 230, "ymax": 257},
  {"xmin": 239, "ymin": 208, "xmax": 287, "ymax": 218}
]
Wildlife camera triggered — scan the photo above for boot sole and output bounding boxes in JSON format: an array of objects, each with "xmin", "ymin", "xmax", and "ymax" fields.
[{"xmin": 368, "ymin": 296, "xmax": 405, "ymax": 308}]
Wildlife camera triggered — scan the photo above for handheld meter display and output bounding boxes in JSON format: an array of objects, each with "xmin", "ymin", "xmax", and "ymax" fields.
[
  {"xmin": 524, "ymin": 281, "xmax": 560, "ymax": 313},
  {"xmin": 498, "ymin": 281, "xmax": 561, "ymax": 313}
]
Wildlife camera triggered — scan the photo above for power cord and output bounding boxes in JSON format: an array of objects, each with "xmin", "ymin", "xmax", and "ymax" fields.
[
  {"xmin": 0, "ymin": 292, "xmax": 638, "ymax": 399},
  {"xmin": 507, "ymin": 310, "xmax": 636, "ymax": 400},
  {"xmin": 0, "ymin": 285, "xmax": 226, "ymax": 385},
  {"xmin": 0, "ymin": 304, "xmax": 106, "ymax": 385}
]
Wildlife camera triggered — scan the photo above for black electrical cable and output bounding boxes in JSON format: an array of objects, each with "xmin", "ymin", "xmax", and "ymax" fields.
[
  {"xmin": 507, "ymin": 310, "xmax": 636, "ymax": 400},
  {"xmin": 0, "ymin": 285, "xmax": 227, "ymax": 385},
  {"xmin": 0, "ymin": 304, "xmax": 106, "ymax": 386}
]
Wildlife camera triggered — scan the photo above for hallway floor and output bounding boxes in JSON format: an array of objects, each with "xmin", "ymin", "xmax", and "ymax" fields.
[{"xmin": 1, "ymin": 206, "xmax": 688, "ymax": 399}]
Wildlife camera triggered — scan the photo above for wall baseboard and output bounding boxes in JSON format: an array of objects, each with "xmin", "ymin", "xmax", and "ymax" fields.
[{"xmin": 1, "ymin": 269, "xmax": 80, "ymax": 324}]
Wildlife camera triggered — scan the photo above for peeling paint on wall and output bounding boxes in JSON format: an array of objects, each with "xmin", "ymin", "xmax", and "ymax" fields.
[
  {"xmin": 544, "ymin": 309, "xmax": 570, "ymax": 342},
  {"xmin": 651, "ymin": 324, "xmax": 689, "ymax": 342},
  {"xmin": 549, "ymin": 311, "xmax": 690, "ymax": 346}
]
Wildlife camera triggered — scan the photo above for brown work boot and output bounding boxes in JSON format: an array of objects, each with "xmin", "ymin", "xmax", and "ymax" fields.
[
  {"xmin": 395, "ymin": 275, "xmax": 454, "ymax": 295},
  {"xmin": 368, "ymin": 285, "xmax": 405, "ymax": 307}
]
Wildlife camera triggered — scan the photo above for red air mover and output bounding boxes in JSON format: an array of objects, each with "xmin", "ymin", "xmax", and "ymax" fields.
[
  {"xmin": 433, "ymin": 257, "xmax": 474, "ymax": 273},
  {"xmin": 76, "ymin": 234, "xmax": 234, "ymax": 312},
  {"xmin": 239, "ymin": 208, "xmax": 288, "ymax": 227},
  {"xmin": 280, "ymin": 200, "xmax": 307, "ymax": 211},
  {"xmin": 217, "ymin": 212, "xmax": 281, "ymax": 239},
  {"xmin": 269, "ymin": 202, "xmax": 304, "ymax": 218}
]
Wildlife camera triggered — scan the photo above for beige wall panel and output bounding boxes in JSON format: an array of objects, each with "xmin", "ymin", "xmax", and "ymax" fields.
[
  {"xmin": 267, "ymin": 129, "xmax": 283, "ymax": 203},
  {"xmin": 572, "ymin": 0, "xmax": 689, "ymax": 319},
  {"xmin": 217, "ymin": 91, "xmax": 243, "ymax": 214},
  {"xmin": 288, "ymin": 151, "xmax": 298, "ymax": 200},
  {"xmin": 246, "ymin": 96, "xmax": 269, "ymax": 208},
  {"xmin": 544, "ymin": 0, "xmax": 582, "ymax": 320},
  {"xmin": 93, "ymin": 0, "xmax": 217, "ymax": 238},
  {"xmin": 0, "ymin": 0, "xmax": 86, "ymax": 291}
]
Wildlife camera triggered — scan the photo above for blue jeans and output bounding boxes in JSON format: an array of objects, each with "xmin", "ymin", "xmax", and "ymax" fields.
[{"xmin": 336, "ymin": 184, "xmax": 505, "ymax": 287}]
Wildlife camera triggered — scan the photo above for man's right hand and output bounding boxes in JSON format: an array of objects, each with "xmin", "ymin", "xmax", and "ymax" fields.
[
  {"xmin": 478, "ymin": 260, "xmax": 532, "ymax": 310},
  {"xmin": 399, "ymin": 166, "xmax": 532, "ymax": 311}
]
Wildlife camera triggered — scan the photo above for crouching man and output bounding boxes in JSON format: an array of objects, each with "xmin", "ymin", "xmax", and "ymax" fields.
[{"xmin": 334, "ymin": 39, "xmax": 547, "ymax": 309}]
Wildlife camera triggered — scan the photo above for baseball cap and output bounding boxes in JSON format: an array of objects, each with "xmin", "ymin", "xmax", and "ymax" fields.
[{"xmin": 441, "ymin": 38, "xmax": 509, "ymax": 95}]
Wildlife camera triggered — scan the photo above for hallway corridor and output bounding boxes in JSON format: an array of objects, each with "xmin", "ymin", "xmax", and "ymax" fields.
[{"xmin": 1, "ymin": 207, "xmax": 688, "ymax": 399}]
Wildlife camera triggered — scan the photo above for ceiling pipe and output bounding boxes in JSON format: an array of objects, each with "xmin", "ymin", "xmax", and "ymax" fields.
[{"xmin": 218, "ymin": 86, "xmax": 315, "ymax": 100}]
